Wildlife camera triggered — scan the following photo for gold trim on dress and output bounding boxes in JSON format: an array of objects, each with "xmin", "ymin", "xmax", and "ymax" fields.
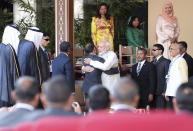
[{"xmin": 8, "ymin": 44, "xmax": 20, "ymax": 78}]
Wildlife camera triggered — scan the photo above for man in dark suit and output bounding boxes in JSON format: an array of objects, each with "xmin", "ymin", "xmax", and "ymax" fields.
[
  {"xmin": 39, "ymin": 33, "xmax": 51, "ymax": 82},
  {"xmin": 0, "ymin": 76, "xmax": 40, "ymax": 127},
  {"xmin": 177, "ymin": 41, "xmax": 193, "ymax": 78},
  {"xmin": 52, "ymin": 41, "xmax": 75, "ymax": 92},
  {"xmin": 151, "ymin": 44, "xmax": 170, "ymax": 109},
  {"xmin": 82, "ymin": 43, "xmax": 105, "ymax": 98},
  {"xmin": 131, "ymin": 48, "xmax": 156, "ymax": 108}
]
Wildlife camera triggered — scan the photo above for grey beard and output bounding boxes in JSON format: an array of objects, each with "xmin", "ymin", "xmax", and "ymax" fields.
[{"xmin": 99, "ymin": 51, "xmax": 106, "ymax": 56}]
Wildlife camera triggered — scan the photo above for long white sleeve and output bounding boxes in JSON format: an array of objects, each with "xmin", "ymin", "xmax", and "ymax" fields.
[{"xmin": 90, "ymin": 52, "xmax": 117, "ymax": 71}]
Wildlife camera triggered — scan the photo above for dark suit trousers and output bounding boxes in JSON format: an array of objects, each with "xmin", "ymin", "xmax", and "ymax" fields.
[
  {"xmin": 168, "ymin": 96, "xmax": 174, "ymax": 109},
  {"xmin": 155, "ymin": 95, "xmax": 167, "ymax": 109},
  {"xmin": 138, "ymin": 99, "xmax": 148, "ymax": 109}
]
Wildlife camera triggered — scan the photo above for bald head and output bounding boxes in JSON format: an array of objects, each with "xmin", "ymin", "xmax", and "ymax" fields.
[
  {"xmin": 15, "ymin": 76, "xmax": 40, "ymax": 102},
  {"xmin": 113, "ymin": 77, "xmax": 139, "ymax": 104}
]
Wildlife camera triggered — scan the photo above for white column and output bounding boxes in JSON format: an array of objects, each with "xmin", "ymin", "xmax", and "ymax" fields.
[
  {"xmin": 74, "ymin": 0, "xmax": 84, "ymax": 19},
  {"xmin": 55, "ymin": 0, "xmax": 74, "ymax": 56},
  {"xmin": 13, "ymin": 0, "xmax": 36, "ymax": 26}
]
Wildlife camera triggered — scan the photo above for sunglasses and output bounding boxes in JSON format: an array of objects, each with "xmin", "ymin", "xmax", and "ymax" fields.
[
  {"xmin": 152, "ymin": 49, "xmax": 160, "ymax": 51},
  {"xmin": 44, "ymin": 39, "xmax": 50, "ymax": 41}
]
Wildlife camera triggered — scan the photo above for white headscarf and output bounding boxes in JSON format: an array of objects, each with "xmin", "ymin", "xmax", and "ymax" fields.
[
  {"xmin": 2, "ymin": 25, "xmax": 20, "ymax": 54},
  {"xmin": 25, "ymin": 27, "xmax": 43, "ymax": 50}
]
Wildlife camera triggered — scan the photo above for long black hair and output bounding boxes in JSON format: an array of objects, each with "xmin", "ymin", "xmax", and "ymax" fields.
[
  {"xmin": 128, "ymin": 16, "xmax": 140, "ymax": 29},
  {"xmin": 96, "ymin": 2, "xmax": 111, "ymax": 20}
]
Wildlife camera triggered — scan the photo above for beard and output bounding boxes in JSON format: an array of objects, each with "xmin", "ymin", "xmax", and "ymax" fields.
[{"xmin": 98, "ymin": 50, "xmax": 107, "ymax": 56}]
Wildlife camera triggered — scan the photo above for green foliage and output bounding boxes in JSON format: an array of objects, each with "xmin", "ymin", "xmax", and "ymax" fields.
[
  {"xmin": 74, "ymin": 0, "xmax": 145, "ymax": 51},
  {"xmin": 13, "ymin": 0, "xmax": 36, "ymax": 39},
  {"xmin": 0, "ymin": 1, "xmax": 13, "ymax": 42},
  {"xmin": 14, "ymin": 0, "xmax": 55, "ymax": 53},
  {"xmin": 36, "ymin": 0, "xmax": 55, "ymax": 53}
]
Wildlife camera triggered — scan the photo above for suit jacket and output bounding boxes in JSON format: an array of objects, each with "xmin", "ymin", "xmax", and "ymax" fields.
[
  {"xmin": 0, "ymin": 108, "xmax": 33, "ymax": 127},
  {"xmin": 52, "ymin": 53, "xmax": 75, "ymax": 92},
  {"xmin": 39, "ymin": 47, "xmax": 50, "ymax": 82},
  {"xmin": 82, "ymin": 54, "xmax": 105, "ymax": 94},
  {"xmin": 24, "ymin": 107, "xmax": 79, "ymax": 121},
  {"xmin": 183, "ymin": 53, "xmax": 193, "ymax": 78},
  {"xmin": 131, "ymin": 61, "xmax": 156, "ymax": 100},
  {"xmin": 152, "ymin": 56, "xmax": 170, "ymax": 95}
]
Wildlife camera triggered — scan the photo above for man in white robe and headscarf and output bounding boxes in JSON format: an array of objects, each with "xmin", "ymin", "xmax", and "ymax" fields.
[
  {"xmin": 0, "ymin": 25, "xmax": 20, "ymax": 107},
  {"xmin": 84, "ymin": 40, "xmax": 120, "ymax": 94},
  {"xmin": 17, "ymin": 27, "xmax": 43, "ymax": 86}
]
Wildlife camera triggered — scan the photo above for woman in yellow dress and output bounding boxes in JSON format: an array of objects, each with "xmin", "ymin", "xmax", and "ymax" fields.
[{"xmin": 91, "ymin": 2, "xmax": 114, "ymax": 50}]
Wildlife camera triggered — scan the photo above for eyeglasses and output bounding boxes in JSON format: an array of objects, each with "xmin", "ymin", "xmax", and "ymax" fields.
[
  {"xmin": 169, "ymin": 48, "xmax": 178, "ymax": 51},
  {"xmin": 152, "ymin": 49, "xmax": 160, "ymax": 51},
  {"xmin": 44, "ymin": 39, "xmax": 50, "ymax": 41}
]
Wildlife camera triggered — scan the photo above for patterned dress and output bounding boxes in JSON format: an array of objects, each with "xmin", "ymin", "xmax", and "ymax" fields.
[{"xmin": 91, "ymin": 16, "xmax": 114, "ymax": 50}]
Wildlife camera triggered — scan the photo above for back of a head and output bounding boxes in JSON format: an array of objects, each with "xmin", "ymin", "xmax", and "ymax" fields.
[
  {"xmin": 176, "ymin": 83, "xmax": 193, "ymax": 114},
  {"xmin": 60, "ymin": 41, "xmax": 71, "ymax": 53},
  {"xmin": 15, "ymin": 76, "xmax": 40, "ymax": 102},
  {"xmin": 88, "ymin": 85, "xmax": 110, "ymax": 111},
  {"xmin": 177, "ymin": 41, "xmax": 187, "ymax": 50},
  {"xmin": 85, "ymin": 43, "xmax": 95, "ymax": 54},
  {"xmin": 113, "ymin": 77, "xmax": 139, "ymax": 104},
  {"xmin": 43, "ymin": 76, "xmax": 71, "ymax": 104}
]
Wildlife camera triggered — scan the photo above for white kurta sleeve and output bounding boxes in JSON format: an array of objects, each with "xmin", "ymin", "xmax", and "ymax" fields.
[
  {"xmin": 156, "ymin": 16, "xmax": 169, "ymax": 43},
  {"xmin": 90, "ymin": 52, "xmax": 117, "ymax": 71}
]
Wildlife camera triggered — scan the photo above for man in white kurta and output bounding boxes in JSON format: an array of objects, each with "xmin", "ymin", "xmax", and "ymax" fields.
[
  {"xmin": 84, "ymin": 40, "xmax": 120, "ymax": 94},
  {"xmin": 165, "ymin": 43, "xmax": 188, "ymax": 108}
]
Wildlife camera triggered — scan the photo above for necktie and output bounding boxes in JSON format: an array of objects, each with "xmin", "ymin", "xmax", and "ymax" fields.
[
  {"xmin": 137, "ymin": 62, "xmax": 141, "ymax": 76},
  {"xmin": 44, "ymin": 49, "xmax": 50, "ymax": 64},
  {"xmin": 153, "ymin": 58, "xmax": 157, "ymax": 64}
]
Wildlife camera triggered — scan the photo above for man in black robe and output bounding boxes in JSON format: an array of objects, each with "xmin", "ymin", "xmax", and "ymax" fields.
[
  {"xmin": 17, "ymin": 27, "xmax": 43, "ymax": 86},
  {"xmin": 0, "ymin": 25, "xmax": 20, "ymax": 107}
]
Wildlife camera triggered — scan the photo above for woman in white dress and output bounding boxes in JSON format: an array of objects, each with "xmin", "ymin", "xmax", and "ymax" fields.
[{"xmin": 156, "ymin": 1, "xmax": 180, "ymax": 59}]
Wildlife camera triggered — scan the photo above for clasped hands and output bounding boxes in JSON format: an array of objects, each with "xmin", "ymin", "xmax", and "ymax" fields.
[{"xmin": 83, "ymin": 58, "xmax": 94, "ymax": 72}]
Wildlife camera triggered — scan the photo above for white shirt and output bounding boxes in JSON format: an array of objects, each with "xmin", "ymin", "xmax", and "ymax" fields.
[
  {"xmin": 15, "ymin": 103, "xmax": 34, "ymax": 111},
  {"xmin": 181, "ymin": 53, "xmax": 185, "ymax": 57},
  {"xmin": 111, "ymin": 104, "xmax": 136, "ymax": 112},
  {"xmin": 40, "ymin": 45, "xmax": 46, "ymax": 51},
  {"xmin": 156, "ymin": 55, "xmax": 163, "ymax": 61}
]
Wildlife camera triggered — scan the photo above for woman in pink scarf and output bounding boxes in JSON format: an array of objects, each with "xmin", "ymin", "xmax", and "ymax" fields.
[{"xmin": 156, "ymin": 1, "xmax": 180, "ymax": 59}]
